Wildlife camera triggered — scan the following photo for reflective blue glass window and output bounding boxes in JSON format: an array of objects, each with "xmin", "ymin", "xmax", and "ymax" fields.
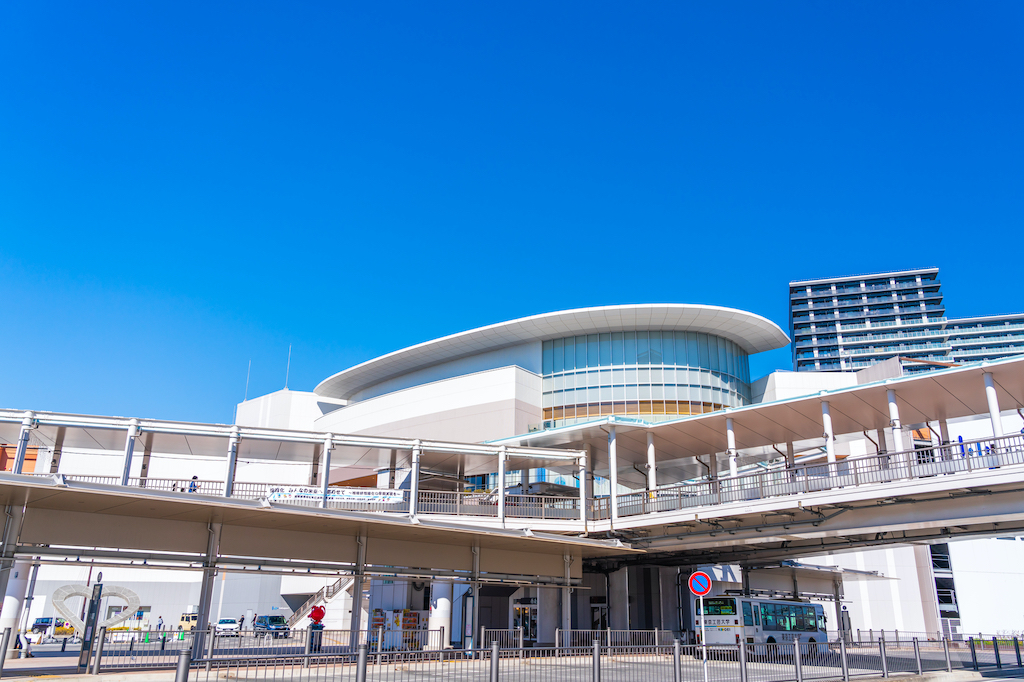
[
  {"xmin": 599, "ymin": 333, "xmax": 612, "ymax": 365},
  {"xmin": 553, "ymin": 339, "xmax": 564, "ymax": 373},
  {"xmin": 611, "ymin": 332, "xmax": 624, "ymax": 365},
  {"xmin": 637, "ymin": 332, "xmax": 650, "ymax": 364},
  {"xmin": 624, "ymin": 332, "xmax": 637, "ymax": 365},
  {"xmin": 587, "ymin": 334, "xmax": 599, "ymax": 368},
  {"xmin": 575, "ymin": 337, "xmax": 587, "ymax": 370},
  {"xmin": 650, "ymin": 332, "xmax": 663, "ymax": 364},
  {"xmin": 542, "ymin": 341, "xmax": 553, "ymax": 375},
  {"xmin": 662, "ymin": 332, "xmax": 675, "ymax": 365}
]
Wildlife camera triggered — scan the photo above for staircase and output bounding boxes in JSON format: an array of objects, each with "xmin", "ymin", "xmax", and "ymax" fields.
[{"xmin": 288, "ymin": 576, "xmax": 354, "ymax": 627}]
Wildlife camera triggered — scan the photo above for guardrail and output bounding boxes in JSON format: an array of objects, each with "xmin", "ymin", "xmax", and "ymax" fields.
[
  {"xmin": 25, "ymin": 433, "xmax": 1024, "ymax": 528},
  {"xmin": 605, "ymin": 432, "xmax": 1024, "ymax": 521},
  {"xmin": 101, "ymin": 635, "xmax": 1024, "ymax": 682}
]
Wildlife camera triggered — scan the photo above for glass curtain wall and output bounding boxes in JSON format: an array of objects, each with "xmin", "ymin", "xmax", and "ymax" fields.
[{"xmin": 541, "ymin": 331, "xmax": 751, "ymax": 429}]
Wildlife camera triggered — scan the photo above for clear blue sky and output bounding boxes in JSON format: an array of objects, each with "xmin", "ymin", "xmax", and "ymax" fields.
[{"xmin": 1, "ymin": 2, "xmax": 1022, "ymax": 424}]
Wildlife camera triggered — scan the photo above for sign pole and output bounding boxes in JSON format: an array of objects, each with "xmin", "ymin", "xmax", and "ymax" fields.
[
  {"xmin": 688, "ymin": 571, "xmax": 712, "ymax": 682},
  {"xmin": 700, "ymin": 594, "xmax": 708, "ymax": 682}
]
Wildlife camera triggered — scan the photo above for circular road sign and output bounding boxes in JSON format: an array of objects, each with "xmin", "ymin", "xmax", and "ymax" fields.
[{"xmin": 688, "ymin": 571, "xmax": 713, "ymax": 597}]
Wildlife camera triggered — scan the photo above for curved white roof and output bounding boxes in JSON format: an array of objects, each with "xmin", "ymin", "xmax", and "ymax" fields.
[{"xmin": 315, "ymin": 304, "xmax": 789, "ymax": 400}]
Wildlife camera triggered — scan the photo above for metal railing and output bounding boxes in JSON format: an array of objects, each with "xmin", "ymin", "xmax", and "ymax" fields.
[
  {"xmin": 121, "ymin": 635, "xmax": 1024, "ymax": 682},
  {"xmin": 555, "ymin": 628, "xmax": 675, "ymax": 647},
  {"xmin": 32, "ymin": 433, "xmax": 1024, "ymax": 527},
  {"xmin": 606, "ymin": 432, "xmax": 1024, "ymax": 521},
  {"xmin": 287, "ymin": 577, "xmax": 352, "ymax": 627}
]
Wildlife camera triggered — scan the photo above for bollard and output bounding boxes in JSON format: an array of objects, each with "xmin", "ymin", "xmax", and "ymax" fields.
[
  {"xmin": 0, "ymin": 628, "xmax": 11, "ymax": 679},
  {"xmin": 62, "ymin": 637, "xmax": 67, "ymax": 652},
  {"xmin": 174, "ymin": 647, "xmax": 190, "ymax": 682},
  {"xmin": 968, "ymin": 638, "xmax": 978, "ymax": 671},
  {"xmin": 355, "ymin": 644, "xmax": 368, "ymax": 682},
  {"xmin": 794, "ymin": 640, "xmax": 804, "ymax": 682},
  {"xmin": 943, "ymin": 637, "xmax": 951, "ymax": 672},
  {"xmin": 1015, "ymin": 637, "xmax": 1021, "ymax": 667},
  {"xmin": 91, "ymin": 627, "xmax": 107, "ymax": 675},
  {"xmin": 161, "ymin": 635, "xmax": 167, "ymax": 651},
  {"xmin": 840, "ymin": 636, "xmax": 850, "ymax": 682},
  {"xmin": 993, "ymin": 637, "xmax": 1002, "ymax": 669},
  {"xmin": 592, "ymin": 639, "xmax": 601, "ymax": 682},
  {"xmin": 880, "ymin": 638, "xmax": 889, "ymax": 678},
  {"xmin": 738, "ymin": 640, "xmax": 748, "ymax": 682},
  {"xmin": 673, "ymin": 639, "xmax": 681, "ymax": 682},
  {"xmin": 913, "ymin": 638, "xmax": 922, "ymax": 675},
  {"xmin": 491, "ymin": 641, "xmax": 500, "ymax": 682}
]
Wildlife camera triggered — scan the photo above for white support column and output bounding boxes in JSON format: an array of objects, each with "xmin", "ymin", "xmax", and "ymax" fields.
[
  {"xmin": 427, "ymin": 580, "xmax": 452, "ymax": 649},
  {"xmin": 320, "ymin": 434, "xmax": 333, "ymax": 509},
  {"xmin": 12, "ymin": 412, "xmax": 34, "ymax": 475},
  {"xmin": 578, "ymin": 450, "xmax": 587, "ymax": 528},
  {"xmin": 886, "ymin": 388, "xmax": 905, "ymax": 452},
  {"xmin": 821, "ymin": 401, "xmax": 836, "ymax": 464},
  {"xmin": 646, "ymin": 432, "xmax": 657, "ymax": 490},
  {"xmin": 410, "ymin": 441, "xmax": 422, "ymax": 519},
  {"xmin": 120, "ymin": 419, "xmax": 139, "ymax": 486},
  {"xmin": 726, "ymin": 417, "xmax": 738, "ymax": 477},
  {"xmin": 0, "ymin": 503, "xmax": 27, "ymax": 660},
  {"xmin": 983, "ymin": 372, "xmax": 1005, "ymax": 438},
  {"xmin": 223, "ymin": 426, "xmax": 239, "ymax": 497},
  {"xmin": 608, "ymin": 427, "xmax": 619, "ymax": 525},
  {"xmin": 497, "ymin": 446, "xmax": 507, "ymax": 524}
]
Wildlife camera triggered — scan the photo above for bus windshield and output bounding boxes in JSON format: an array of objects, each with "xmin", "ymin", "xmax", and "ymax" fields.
[{"xmin": 698, "ymin": 598, "xmax": 736, "ymax": 615}]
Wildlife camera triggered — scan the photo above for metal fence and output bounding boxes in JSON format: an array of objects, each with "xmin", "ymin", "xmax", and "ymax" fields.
[
  {"xmin": 93, "ymin": 628, "xmax": 445, "ymax": 670},
  {"xmin": 32, "ymin": 432, "xmax": 1024, "ymax": 525},
  {"xmin": 100, "ymin": 634, "xmax": 1024, "ymax": 682}
]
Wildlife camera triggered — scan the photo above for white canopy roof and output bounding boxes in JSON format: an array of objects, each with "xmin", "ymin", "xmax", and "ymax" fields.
[{"xmin": 316, "ymin": 304, "xmax": 789, "ymax": 400}]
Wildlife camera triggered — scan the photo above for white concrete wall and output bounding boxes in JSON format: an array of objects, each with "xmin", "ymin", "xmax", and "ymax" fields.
[
  {"xmin": 802, "ymin": 548, "xmax": 931, "ymax": 635},
  {"xmin": 348, "ymin": 343, "xmax": 541, "ymax": 402},
  {"xmin": 313, "ymin": 366, "xmax": 542, "ymax": 442},
  {"xmin": 751, "ymin": 371, "xmax": 859, "ymax": 404},
  {"xmin": 236, "ymin": 390, "xmax": 346, "ymax": 431},
  {"xmin": 947, "ymin": 538, "xmax": 1024, "ymax": 636}
]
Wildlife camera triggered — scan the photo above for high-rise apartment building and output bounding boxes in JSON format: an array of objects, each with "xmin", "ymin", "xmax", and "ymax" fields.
[
  {"xmin": 948, "ymin": 313, "xmax": 1024, "ymax": 364},
  {"xmin": 790, "ymin": 269, "xmax": 1024, "ymax": 373},
  {"xmin": 789, "ymin": 268, "xmax": 949, "ymax": 372}
]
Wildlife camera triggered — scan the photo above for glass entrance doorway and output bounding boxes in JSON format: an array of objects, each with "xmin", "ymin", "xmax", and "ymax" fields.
[{"xmin": 512, "ymin": 605, "xmax": 538, "ymax": 645}]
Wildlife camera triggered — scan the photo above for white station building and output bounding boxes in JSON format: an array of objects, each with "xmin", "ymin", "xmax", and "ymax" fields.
[{"xmin": 9, "ymin": 303, "xmax": 1024, "ymax": 645}]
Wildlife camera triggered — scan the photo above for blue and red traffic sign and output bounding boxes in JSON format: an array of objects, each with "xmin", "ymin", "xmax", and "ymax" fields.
[{"xmin": 688, "ymin": 571, "xmax": 713, "ymax": 597}]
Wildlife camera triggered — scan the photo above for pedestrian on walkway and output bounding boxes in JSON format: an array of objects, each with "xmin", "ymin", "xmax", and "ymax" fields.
[
  {"xmin": 157, "ymin": 616, "xmax": 164, "ymax": 631},
  {"xmin": 189, "ymin": 476, "xmax": 199, "ymax": 493}
]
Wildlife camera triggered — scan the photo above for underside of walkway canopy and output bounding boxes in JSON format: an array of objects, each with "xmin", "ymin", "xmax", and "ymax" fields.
[{"xmin": 496, "ymin": 356, "xmax": 1024, "ymax": 488}]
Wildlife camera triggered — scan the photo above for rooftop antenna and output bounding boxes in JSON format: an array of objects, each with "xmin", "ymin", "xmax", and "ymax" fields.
[
  {"xmin": 243, "ymin": 359, "xmax": 252, "ymax": 401},
  {"xmin": 284, "ymin": 345, "xmax": 292, "ymax": 390},
  {"xmin": 233, "ymin": 359, "xmax": 252, "ymax": 425}
]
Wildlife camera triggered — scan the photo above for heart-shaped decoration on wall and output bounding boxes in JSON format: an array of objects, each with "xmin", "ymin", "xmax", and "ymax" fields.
[{"xmin": 51, "ymin": 584, "xmax": 142, "ymax": 634}]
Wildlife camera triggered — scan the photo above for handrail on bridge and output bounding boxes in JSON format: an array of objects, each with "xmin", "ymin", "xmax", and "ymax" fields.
[{"xmin": 15, "ymin": 433, "xmax": 1024, "ymax": 526}]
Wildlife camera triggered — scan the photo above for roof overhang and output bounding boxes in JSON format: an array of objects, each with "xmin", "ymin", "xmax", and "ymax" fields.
[
  {"xmin": 492, "ymin": 356, "xmax": 1024, "ymax": 488},
  {"xmin": 315, "ymin": 304, "xmax": 789, "ymax": 400}
]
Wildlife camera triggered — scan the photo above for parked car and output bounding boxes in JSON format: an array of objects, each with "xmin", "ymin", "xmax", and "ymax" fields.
[
  {"xmin": 253, "ymin": 615, "xmax": 290, "ymax": 638},
  {"xmin": 31, "ymin": 617, "xmax": 69, "ymax": 634},
  {"xmin": 215, "ymin": 618, "xmax": 240, "ymax": 636}
]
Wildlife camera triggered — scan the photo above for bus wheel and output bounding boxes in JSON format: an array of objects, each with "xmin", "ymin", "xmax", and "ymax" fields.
[
  {"xmin": 806, "ymin": 638, "xmax": 821, "ymax": 661},
  {"xmin": 766, "ymin": 638, "xmax": 779, "ymax": 662}
]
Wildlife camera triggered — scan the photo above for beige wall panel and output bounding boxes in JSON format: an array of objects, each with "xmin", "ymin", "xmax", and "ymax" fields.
[
  {"xmin": 220, "ymin": 527, "xmax": 357, "ymax": 564},
  {"xmin": 20, "ymin": 508, "xmax": 208, "ymax": 553},
  {"xmin": 480, "ymin": 548, "xmax": 563, "ymax": 578},
  {"xmin": 368, "ymin": 538, "xmax": 472, "ymax": 572}
]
